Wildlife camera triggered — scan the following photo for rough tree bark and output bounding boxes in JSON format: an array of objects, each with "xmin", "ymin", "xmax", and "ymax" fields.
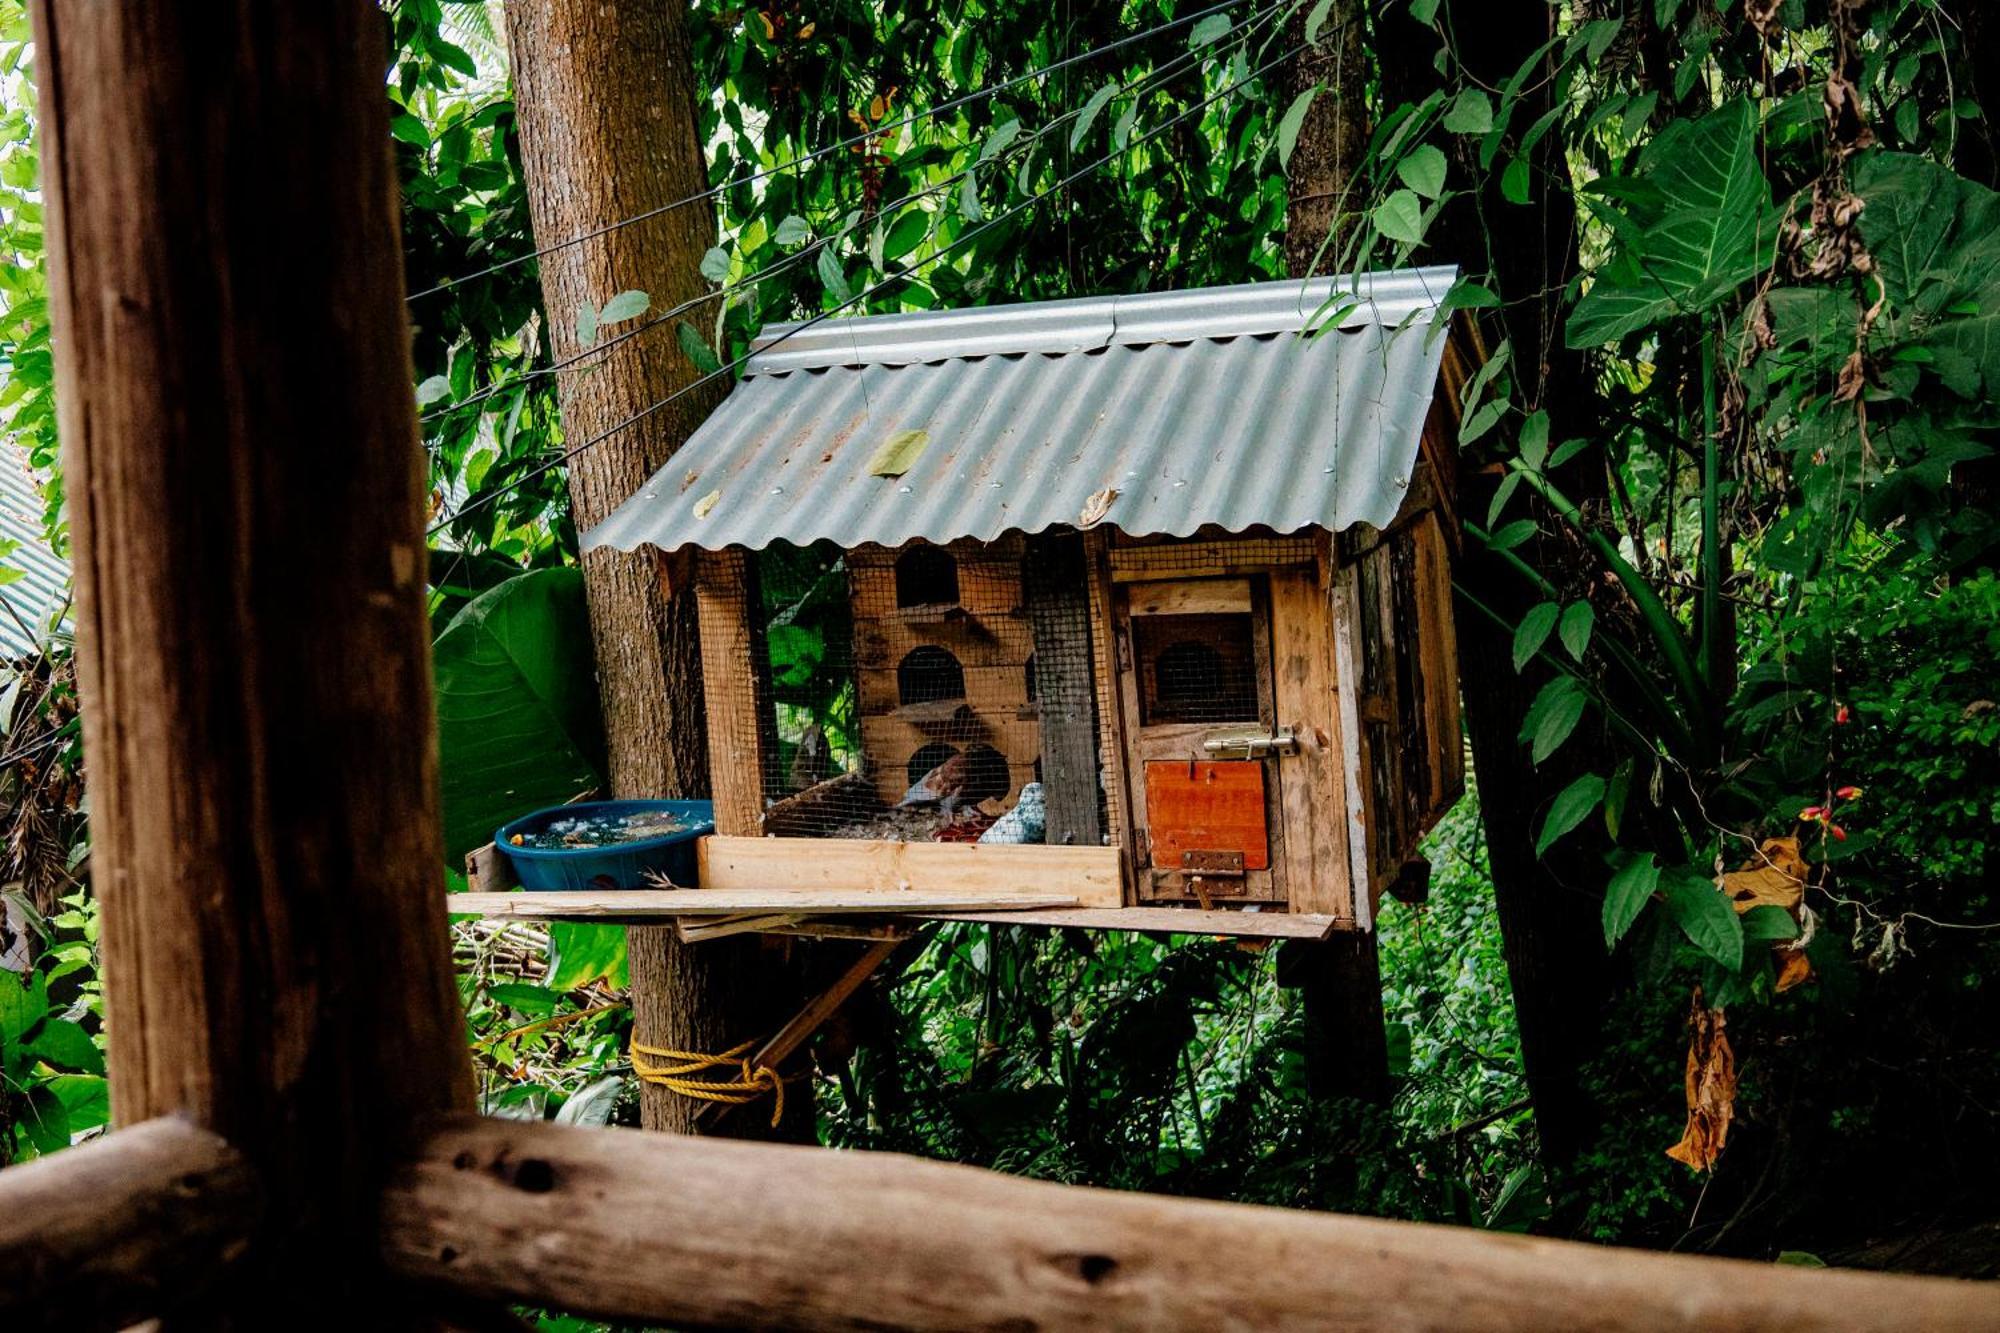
[
  {"xmin": 504, "ymin": 0, "xmax": 811, "ymax": 1139},
  {"xmin": 1280, "ymin": 0, "xmax": 1391, "ymax": 1108},
  {"xmin": 30, "ymin": 0, "xmax": 476, "ymax": 1316},
  {"xmin": 1281, "ymin": 0, "xmax": 1372, "ymax": 280},
  {"xmin": 1376, "ymin": 1, "xmax": 1620, "ymax": 1169}
]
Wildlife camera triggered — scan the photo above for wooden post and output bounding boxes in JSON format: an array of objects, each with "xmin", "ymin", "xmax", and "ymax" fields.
[
  {"xmin": 31, "ymin": 0, "xmax": 476, "ymax": 1313},
  {"xmin": 1280, "ymin": 10, "xmax": 1392, "ymax": 1106}
]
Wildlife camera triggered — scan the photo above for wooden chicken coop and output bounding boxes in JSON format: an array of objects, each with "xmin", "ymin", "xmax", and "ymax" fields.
[{"xmin": 568, "ymin": 268, "xmax": 1474, "ymax": 940}]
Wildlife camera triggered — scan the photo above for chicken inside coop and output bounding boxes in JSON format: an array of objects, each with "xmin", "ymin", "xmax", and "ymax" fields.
[{"xmin": 741, "ymin": 537, "xmax": 1075, "ymax": 847}]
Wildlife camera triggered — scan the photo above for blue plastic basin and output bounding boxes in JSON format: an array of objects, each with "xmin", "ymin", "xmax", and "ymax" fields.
[{"xmin": 494, "ymin": 799, "xmax": 715, "ymax": 891}]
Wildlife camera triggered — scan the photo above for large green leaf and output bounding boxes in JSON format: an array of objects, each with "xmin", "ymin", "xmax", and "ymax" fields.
[
  {"xmin": 434, "ymin": 568, "xmax": 607, "ymax": 865},
  {"xmin": 1852, "ymin": 152, "xmax": 2000, "ymax": 400},
  {"xmin": 1567, "ymin": 99, "xmax": 1778, "ymax": 347},
  {"xmin": 1661, "ymin": 868, "xmax": 1744, "ymax": 970}
]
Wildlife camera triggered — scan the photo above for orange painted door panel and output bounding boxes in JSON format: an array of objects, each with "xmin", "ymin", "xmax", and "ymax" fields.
[{"xmin": 1142, "ymin": 761, "xmax": 1270, "ymax": 870}]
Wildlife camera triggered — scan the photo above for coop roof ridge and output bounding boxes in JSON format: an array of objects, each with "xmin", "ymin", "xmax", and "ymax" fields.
[
  {"xmin": 745, "ymin": 266, "xmax": 1459, "ymax": 374},
  {"xmin": 585, "ymin": 265, "xmax": 1466, "ymax": 557}
]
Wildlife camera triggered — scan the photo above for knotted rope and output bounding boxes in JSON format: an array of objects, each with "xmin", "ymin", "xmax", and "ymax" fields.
[{"xmin": 630, "ymin": 1037, "xmax": 793, "ymax": 1127}]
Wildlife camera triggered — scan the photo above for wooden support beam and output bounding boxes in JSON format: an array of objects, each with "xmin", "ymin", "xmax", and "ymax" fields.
[
  {"xmin": 0, "ymin": 1117, "xmax": 259, "ymax": 1332},
  {"xmin": 449, "ymin": 889, "xmax": 1083, "ymax": 921},
  {"xmin": 382, "ymin": 1115, "xmax": 2000, "ymax": 1333},
  {"xmin": 31, "ymin": 0, "xmax": 476, "ymax": 1314},
  {"xmin": 693, "ymin": 935, "xmax": 908, "ymax": 1129}
]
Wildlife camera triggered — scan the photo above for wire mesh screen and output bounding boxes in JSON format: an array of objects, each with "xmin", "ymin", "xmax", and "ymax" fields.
[{"xmin": 721, "ymin": 534, "xmax": 1106, "ymax": 847}]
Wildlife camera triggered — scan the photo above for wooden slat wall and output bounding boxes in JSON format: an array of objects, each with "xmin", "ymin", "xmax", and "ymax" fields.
[
  {"xmin": 694, "ymin": 549, "xmax": 777, "ymax": 835},
  {"xmin": 1413, "ymin": 510, "xmax": 1466, "ymax": 823},
  {"xmin": 698, "ymin": 835, "xmax": 1122, "ymax": 907},
  {"xmin": 1270, "ymin": 545, "xmax": 1355, "ymax": 919}
]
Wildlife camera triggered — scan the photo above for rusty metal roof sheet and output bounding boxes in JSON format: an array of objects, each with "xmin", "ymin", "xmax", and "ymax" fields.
[
  {"xmin": 584, "ymin": 266, "xmax": 1457, "ymax": 555},
  {"xmin": 0, "ymin": 444, "xmax": 69, "ymax": 660}
]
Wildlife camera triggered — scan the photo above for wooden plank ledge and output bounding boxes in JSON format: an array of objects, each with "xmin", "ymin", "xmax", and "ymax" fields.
[
  {"xmin": 699, "ymin": 835, "xmax": 1124, "ymax": 908},
  {"xmin": 449, "ymin": 889, "xmax": 1081, "ymax": 921},
  {"xmin": 382, "ymin": 1114, "xmax": 2000, "ymax": 1332},
  {"xmin": 921, "ymin": 906, "xmax": 1344, "ymax": 939},
  {"xmin": 0, "ymin": 1117, "xmax": 261, "ymax": 1331}
]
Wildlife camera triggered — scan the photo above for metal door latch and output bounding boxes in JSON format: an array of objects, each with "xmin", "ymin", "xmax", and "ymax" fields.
[{"xmin": 1200, "ymin": 727, "xmax": 1299, "ymax": 759}]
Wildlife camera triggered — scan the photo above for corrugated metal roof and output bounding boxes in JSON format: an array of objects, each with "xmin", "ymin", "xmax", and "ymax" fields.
[
  {"xmin": 0, "ymin": 443, "xmax": 69, "ymax": 660},
  {"xmin": 585, "ymin": 266, "xmax": 1458, "ymax": 556}
]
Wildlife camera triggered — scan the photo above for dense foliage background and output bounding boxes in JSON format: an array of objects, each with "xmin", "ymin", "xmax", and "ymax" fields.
[{"xmin": 3, "ymin": 0, "xmax": 1998, "ymax": 1297}]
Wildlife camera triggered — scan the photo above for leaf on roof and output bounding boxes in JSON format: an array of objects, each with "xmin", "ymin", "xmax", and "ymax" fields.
[
  {"xmin": 867, "ymin": 429, "xmax": 931, "ymax": 477},
  {"xmin": 1078, "ymin": 487, "xmax": 1119, "ymax": 527},
  {"xmin": 692, "ymin": 489, "xmax": 721, "ymax": 520}
]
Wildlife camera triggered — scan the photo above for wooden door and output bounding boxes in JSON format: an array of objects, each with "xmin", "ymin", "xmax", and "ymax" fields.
[{"xmin": 1112, "ymin": 576, "xmax": 1288, "ymax": 903}]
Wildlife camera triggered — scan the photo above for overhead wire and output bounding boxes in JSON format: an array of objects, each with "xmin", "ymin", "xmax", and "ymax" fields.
[
  {"xmin": 430, "ymin": 29, "xmax": 1312, "ymax": 536},
  {"xmin": 405, "ymin": 0, "xmax": 1258, "ymax": 303},
  {"xmin": 418, "ymin": 0, "xmax": 1294, "ymax": 429}
]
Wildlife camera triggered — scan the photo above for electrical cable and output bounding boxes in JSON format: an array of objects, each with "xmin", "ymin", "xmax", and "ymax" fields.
[
  {"xmin": 406, "ymin": 0, "xmax": 1263, "ymax": 302},
  {"xmin": 418, "ymin": 1, "xmax": 1293, "ymax": 427},
  {"xmin": 429, "ymin": 36, "xmax": 1310, "ymax": 536}
]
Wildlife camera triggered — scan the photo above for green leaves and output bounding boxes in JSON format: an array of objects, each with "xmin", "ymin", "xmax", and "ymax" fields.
[
  {"xmin": 1535, "ymin": 773, "xmax": 1604, "ymax": 855},
  {"xmin": 1373, "ymin": 188, "xmax": 1427, "ymax": 246},
  {"xmin": 882, "ymin": 209, "xmax": 931, "ymax": 262},
  {"xmin": 1396, "ymin": 145, "xmax": 1448, "ymax": 199},
  {"xmin": 817, "ymin": 244, "xmax": 853, "ymax": 303},
  {"xmin": 1603, "ymin": 852, "xmax": 1659, "ymax": 946},
  {"xmin": 1559, "ymin": 601, "xmax": 1595, "ymax": 660},
  {"xmin": 1276, "ymin": 86, "xmax": 1320, "ymax": 172},
  {"xmin": 1567, "ymin": 98, "xmax": 1779, "ymax": 347},
  {"xmin": 434, "ymin": 569, "xmax": 607, "ymax": 866},
  {"xmin": 1662, "ymin": 868, "xmax": 1744, "ymax": 970},
  {"xmin": 545, "ymin": 921, "xmax": 630, "ymax": 991},
  {"xmin": 677, "ymin": 321, "xmax": 723, "ymax": 376},
  {"xmin": 1519, "ymin": 675, "xmax": 1588, "ymax": 764},
  {"xmin": 774, "ymin": 214, "xmax": 812, "ymax": 246},
  {"xmin": 597, "ymin": 289, "xmax": 651, "ymax": 325},
  {"xmin": 1443, "ymin": 90, "xmax": 1493, "ymax": 134},
  {"xmin": 1513, "ymin": 602, "xmax": 1559, "ymax": 672},
  {"xmin": 980, "ymin": 119, "xmax": 1021, "ymax": 162},
  {"xmin": 575, "ymin": 290, "xmax": 651, "ymax": 348},
  {"xmin": 1189, "ymin": 13, "xmax": 1232, "ymax": 47},
  {"xmin": 1071, "ymin": 84, "xmax": 1118, "ymax": 151},
  {"xmin": 1852, "ymin": 153, "xmax": 2000, "ymax": 399},
  {"xmin": 699, "ymin": 247, "xmax": 732, "ymax": 284}
]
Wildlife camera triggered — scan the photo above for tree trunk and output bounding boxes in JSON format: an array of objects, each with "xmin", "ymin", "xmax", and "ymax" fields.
[
  {"xmin": 1281, "ymin": 0, "xmax": 1371, "ymax": 280},
  {"xmin": 31, "ymin": 0, "xmax": 475, "ymax": 1316},
  {"xmin": 504, "ymin": 0, "xmax": 811, "ymax": 1139},
  {"xmin": 1376, "ymin": 0, "xmax": 1619, "ymax": 1170},
  {"xmin": 1280, "ymin": 0, "xmax": 1390, "ymax": 1107}
]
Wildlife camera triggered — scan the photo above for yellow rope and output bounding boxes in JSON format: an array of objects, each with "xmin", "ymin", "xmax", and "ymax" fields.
[{"xmin": 630, "ymin": 1037, "xmax": 792, "ymax": 1127}]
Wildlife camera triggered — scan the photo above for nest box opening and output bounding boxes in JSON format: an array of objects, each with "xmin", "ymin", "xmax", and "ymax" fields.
[
  {"xmin": 897, "ymin": 645, "xmax": 966, "ymax": 705},
  {"xmin": 895, "ymin": 545, "xmax": 959, "ymax": 609}
]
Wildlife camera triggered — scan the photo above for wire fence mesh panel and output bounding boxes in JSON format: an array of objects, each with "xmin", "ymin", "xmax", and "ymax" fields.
[{"xmin": 721, "ymin": 536, "xmax": 1103, "ymax": 849}]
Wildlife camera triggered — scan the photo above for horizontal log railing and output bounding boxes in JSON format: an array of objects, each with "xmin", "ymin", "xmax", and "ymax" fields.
[
  {"xmin": 9, "ymin": 1111, "xmax": 2000, "ymax": 1331},
  {"xmin": 0, "ymin": 1117, "xmax": 259, "ymax": 1332},
  {"xmin": 379, "ymin": 1113, "xmax": 1999, "ymax": 1333}
]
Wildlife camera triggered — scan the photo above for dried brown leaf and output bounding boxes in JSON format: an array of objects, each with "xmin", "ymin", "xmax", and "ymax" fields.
[
  {"xmin": 1666, "ymin": 992, "xmax": 1737, "ymax": 1172},
  {"xmin": 1720, "ymin": 836, "xmax": 1807, "ymax": 914},
  {"xmin": 1078, "ymin": 486, "xmax": 1119, "ymax": 528}
]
